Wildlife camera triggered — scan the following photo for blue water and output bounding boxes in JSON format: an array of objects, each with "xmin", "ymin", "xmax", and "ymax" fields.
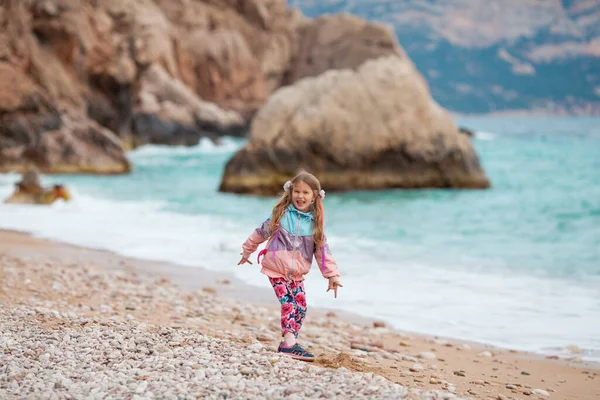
[{"xmin": 1, "ymin": 117, "xmax": 599, "ymax": 359}]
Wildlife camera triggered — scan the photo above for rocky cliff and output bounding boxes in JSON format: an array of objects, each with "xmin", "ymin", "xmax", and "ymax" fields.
[{"xmin": 1, "ymin": 0, "xmax": 404, "ymax": 174}]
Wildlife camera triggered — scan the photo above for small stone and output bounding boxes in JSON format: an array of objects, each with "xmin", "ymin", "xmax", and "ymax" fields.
[
  {"xmin": 284, "ymin": 387, "xmax": 301, "ymax": 395},
  {"xmin": 453, "ymin": 370, "xmax": 466, "ymax": 377},
  {"xmin": 521, "ymin": 371, "xmax": 531, "ymax": 375},
  {"xmin": 566, "ymin": 345, "xmax": 582, "ymax": 354},
  {"xmin": 256, "ymin": 334, "xmax": 273, "ymax": 342},
  {"xmin": 497, "ymin": 395, "xmax": 509, "ymax": 400},
  {"xmin": 506, "ymin": 384, "xmax": 518, "ymax": 390},
  {"xmin": 418, "ymin": 351, "xmax": 436, "ymax": 359},
  {"xmin": 472, "ymin": 380, "xmax": 486, "ymax": 385},
  {"xmin": 478, "ymin": 350, "xmax": 493, "ymax": 357},
  {"xmin": 373, "ymin": 321, "xmax": 386, "ymax": 328},
  {"xmin": 135, "ymin": 381, "xmax": 148, "ymax": 394},
  {"xmin": 409, "ymin": 363, "xmax": 424, "ymax": 372},
  {"xmin": 248, "ymin": 342, "xmax": 263, "ymax": 352},
  {"xmin": 239, "ymin": 367, "xmax": 253, "ymax": 375},
  {"xmin": 326, "ymin": 312, "xmax": 337, "ymax": 318},
  {"xmin": 430, "ymin": 338, "xmax": 448, "ymax": 345},
  {"xmin": 350, "ymin": 342, "xmax": 369, "ymax": 351},
  {"xmin": 531, "ymin": 389, "xmax": 550, "ymax": 397},
  {"xmin": 364, "ymin": 385, "xmax": 380, "ymax": 395},
  {"xmin": 429, "ymin": 377, "xmax": 439, "ymax": 384},
  {"xmin": 371, "ymin": 340, "xmax": 384, "ymax": 349}
]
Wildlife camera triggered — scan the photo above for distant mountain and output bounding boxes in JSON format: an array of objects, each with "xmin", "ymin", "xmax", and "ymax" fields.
[{"xmin": 292, "ymin": 0, "xmax": 600, "ymax": 115}]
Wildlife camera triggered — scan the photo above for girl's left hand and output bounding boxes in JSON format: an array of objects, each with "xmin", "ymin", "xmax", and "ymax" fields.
[{"xmin": 327, "ymin": 277, "xmax": 343, "ymax": 298}]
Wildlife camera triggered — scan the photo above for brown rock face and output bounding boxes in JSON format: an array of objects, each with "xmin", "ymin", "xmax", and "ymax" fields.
[
  {"xmin": 0, "ymin": 62, "xmax": 130, "ymax": 174},
  {"xmin": 134, "ymin": 64, "xmax": 246, "ymax": 146},
  {"xmin": 219, "ymin": 56, "xmax": 491, "ymax": 195},
  {"xmin": 1, "ymin": 0, "xmax": 288, "ymax": 174},
  {"xmin": 287, "ymin": 13, "xmax": 404, "ymax": 83}
]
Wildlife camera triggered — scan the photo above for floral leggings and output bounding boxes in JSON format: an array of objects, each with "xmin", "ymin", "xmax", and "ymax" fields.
[{"xmin": 269, "ymin": 277, "xmax": 307, "ymax": 338}]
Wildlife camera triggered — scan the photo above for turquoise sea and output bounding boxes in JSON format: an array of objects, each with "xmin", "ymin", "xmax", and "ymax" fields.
[{"xmin": 1, "ymin": 116, "xmax": 599, "ymax": 359}]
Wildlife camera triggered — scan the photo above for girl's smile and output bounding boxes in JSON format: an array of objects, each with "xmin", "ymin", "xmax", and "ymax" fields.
[{"xmin": 291, "ymin": 181, "xmax": 315, "ymax": 212}]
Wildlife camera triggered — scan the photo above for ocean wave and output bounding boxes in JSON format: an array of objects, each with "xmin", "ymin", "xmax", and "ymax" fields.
[
  {"xmin": 0, "ymin": 172, "xmax": 21, "ymax": 184},
  {"xmin": 0, "ymin": 190, "xmax": 248, "ymax": 271},
  {"xmin": 129, "ymin": 137, "xmax": 244, "ymax": 158},
  {"xmin": 474, "ymin": 131, "xmax": 496, "ymax": 140}
]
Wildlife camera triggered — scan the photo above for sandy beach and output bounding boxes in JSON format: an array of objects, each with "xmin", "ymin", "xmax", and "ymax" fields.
[{"xmin": 0, "ymin": 229, "xmax": 598, "ymax": 399}]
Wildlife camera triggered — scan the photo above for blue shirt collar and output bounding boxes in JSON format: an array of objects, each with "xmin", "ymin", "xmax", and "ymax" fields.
[{"xmin": 287, "ymin": 204, "xmax": 314, "ymax": 220}]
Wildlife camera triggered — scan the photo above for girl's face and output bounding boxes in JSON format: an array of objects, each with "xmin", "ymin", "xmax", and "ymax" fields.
[{"xmin": 291, "ymin": 180, "xmax": 315, "ymax": 212}]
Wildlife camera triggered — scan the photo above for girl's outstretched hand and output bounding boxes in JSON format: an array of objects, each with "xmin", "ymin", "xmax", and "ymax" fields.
[
  {"xmin": 237, "ymin": 255, "xmax": 252, "ymax": 265},
  {"xmin": 327, "ymin": 277, "xmax": 343, "ymax": 298}
]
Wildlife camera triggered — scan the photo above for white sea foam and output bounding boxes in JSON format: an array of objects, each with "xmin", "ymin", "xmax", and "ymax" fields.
[
  {"xmin": 474, "ymin": 131, "xmax": 496, "ymax": 140},
  {"xmin": 130, "ymin": 137, "xmax": 243, "ymax": 158}
]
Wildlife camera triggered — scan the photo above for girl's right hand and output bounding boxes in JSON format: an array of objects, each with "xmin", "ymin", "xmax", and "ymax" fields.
[{"xmin": 237, "ymin": 256, "xmax": 252, "ymax": 265}]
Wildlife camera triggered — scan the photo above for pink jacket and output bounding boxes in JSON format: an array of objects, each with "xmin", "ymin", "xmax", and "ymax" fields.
[{"xmin": 242, "ymin": 206, "xmax": 339, "ymax": 281}]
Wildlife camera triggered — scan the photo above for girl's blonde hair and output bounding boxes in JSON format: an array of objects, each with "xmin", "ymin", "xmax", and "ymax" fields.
[{"xmin": 269, "ymin": 171, "xmax": 325, "ymax": 248}]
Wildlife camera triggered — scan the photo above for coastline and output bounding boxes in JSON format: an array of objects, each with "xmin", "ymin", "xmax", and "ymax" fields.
[{"xmin": 1, "ymin": 228, "xmax": 598, "ymax": 399}]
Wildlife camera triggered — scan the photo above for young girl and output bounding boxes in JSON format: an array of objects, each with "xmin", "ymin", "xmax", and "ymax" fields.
[{"xmin": 238, "ymin": 171, "xmax": 342, "ymax": 361}]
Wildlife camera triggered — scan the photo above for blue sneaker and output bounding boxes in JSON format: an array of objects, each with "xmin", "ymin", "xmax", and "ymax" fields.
[{"xmin": 278, "ymin": 342, "xmax": 315, "ymax": 362}]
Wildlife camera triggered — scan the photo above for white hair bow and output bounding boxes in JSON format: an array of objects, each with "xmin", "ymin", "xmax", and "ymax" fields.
[{"xmin": 319, "ymin": 189, "xmax": 326, "ymax": 199}]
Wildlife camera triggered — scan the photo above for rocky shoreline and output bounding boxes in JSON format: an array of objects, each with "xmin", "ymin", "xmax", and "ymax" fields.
[
  {"xmin": 1, "ymin": 0, "xmax": 492, "ymax": 194},
  {"xmin": 1, "ymin": 230, "xmax": 598, "ymax": 399},
  {"xmin": 1, "ymin": 0, "xmax": 400, "ymax": 175},
  {"xmin": 1, "ymin": 305, "xmax": 416, "ymax": 399}
]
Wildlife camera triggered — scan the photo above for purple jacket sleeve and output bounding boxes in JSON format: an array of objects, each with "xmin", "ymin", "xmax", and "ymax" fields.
[
  {"xmin": 314, "ymin": 235, "xmax": 340, "ymax": 279},
  {"xmin": 241, "ymin": 217, "xmax": 271, "ymax": 258}
]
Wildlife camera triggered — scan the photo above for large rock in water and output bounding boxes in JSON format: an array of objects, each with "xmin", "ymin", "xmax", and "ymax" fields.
[{"xmin": 219, "ymin": 56, "xmax": 491, "ymax": 195}]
